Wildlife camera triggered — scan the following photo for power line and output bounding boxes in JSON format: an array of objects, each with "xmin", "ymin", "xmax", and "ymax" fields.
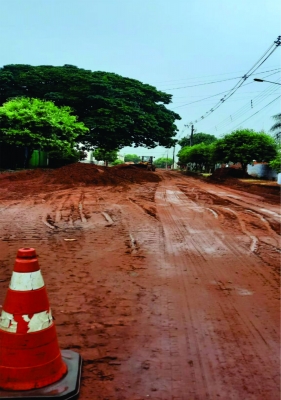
[
  {"xmin": 171, "ymin": 74, "xmax": 280, "ymax": 109},
  {"xmin": 173, "ymin": 72, "xmax": 278, "ymax": 139},
  {"xmin": 211, "ymin": 80, "xmax": 281, "ymax": 133},
  {"xmin": 154, "ymin": 66, "xmax": 281, "ymax": 86},
  {"xmin": 245, "ymin": 100, "xmax": 279, "ymax": 128},
  {"xmin": 171, "ymin": 70, "xmax": 281, "ymax": 100},
  {"xmin": 211, "ymin": 71, "xmax": 281, "ymax": 129},
  {"xmin": 175, "ymin": 75, "xmax": 281, "ymax": 141},
  {"xmin": 172, "ymin": 92, "xmax": 279, "ymax": 105},
  {"xmin": 183, "ymin": 35, "xmax": 281, "ymax": 128},
  {"xmin": 171, "ymin": 89, "xmax": 232, "ymax": 109},
  {"xmin": 164, "ymin": 76, "xmax": 242, "ymax": 91},
  {"xmin": 176, "ymin": 94, "xmax": 280, "ymax": 142},
  {"xmin": 163, "ymin": 68, "xmax": 281, "ymax": 91},
  {"xmin": 229, "ymin": 95, "xmax": 281, "ymax": 130}
]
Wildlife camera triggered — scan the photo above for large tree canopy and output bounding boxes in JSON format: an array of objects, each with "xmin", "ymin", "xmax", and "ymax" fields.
[
  {"xmin": 0, "ymin": 97, "xmax": 88, "ymax": 152},
  {"xmin": 92, "ymin": 148, "xmax": 118, "ymax": 166},
  {"xmin": 154, "ymin": 157, "xmax": 173, "ymax": 168},
  {"xmin": 178, "ymin": 132, "xmax": 217, "ymax": 148},
  {"xmin": 214, "ymin": 129, "xmax": 277, "ymax": 171},
  {"xmin": 0, "ymin": 64, "xmax": 181, "ymax": 151},
  {"xmin": 177, "ymin": 143, "xmax": 215, "ymax": 171},
  {"xmin": 124, "ymin": 153, "xmax": 141, "ymax": 163}
]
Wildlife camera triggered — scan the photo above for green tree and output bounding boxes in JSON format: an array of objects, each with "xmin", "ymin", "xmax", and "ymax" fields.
[
  {"xmin": 269, "ymin": 151, "xmax": 281, "ymax": 173},
  {"xmin": 48, "ymin": 147, "xmax": 84, "ymax": 168},
  {"xmin": 178, "ymin": 132, "xmax": 217, "ymax": 148},
  {"xmin": 0, "ymin": 97, "xmax": 88, "ymax": 166},
  {"xmin": 0, "ymin": 64, "xmax": 181, "ymax": 151},
  {"xmin": 92, "ymin": 148, "xmax": 118, "ymax": 166},
  {"xmin": 154, "ymin": 157, "xmax": 173, "ymax": 168},
  {"xmin": 111, "ymin": 159, "xmax": 124, "ymax": 166},
  {"xmin": 270, "ymin": 113, "xmax": 281, "ymax": 140},
  {"xmin": 124, "ymin": 154, "xmax": 141, "ymax": 163},
  {"xmin": 269, "ymin": 131, "xmax": 281, "ymax": 173},
  {"xmin": 213, "ymin": 129, "xmax": 277, "ymax": 172},
  {"xmin": 178, "ymin": 143, "xmax": 215, "ymax": 172}
]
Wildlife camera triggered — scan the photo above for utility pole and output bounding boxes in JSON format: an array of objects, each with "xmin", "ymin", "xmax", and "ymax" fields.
[
  {"xmin": 190, "ymin": 124, "xmax": 194, "ymax": 147},
  {"xmin": 172, "ymin": 145, "xmax": 176, "ymax": 170},
  {"xmin": 166, "ymin": 150, "xmax": 168, "ymax": 170}
]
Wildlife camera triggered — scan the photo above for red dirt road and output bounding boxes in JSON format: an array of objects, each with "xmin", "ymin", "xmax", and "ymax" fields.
[{"xmin": 0, "ymin": 169, "xmax": 280, "ymax": 399}]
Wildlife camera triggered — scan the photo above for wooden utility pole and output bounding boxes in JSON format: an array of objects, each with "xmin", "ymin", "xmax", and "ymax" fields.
[{"xmin": 190, "ymin": 124, "xmax": 194, "ymax": 147}]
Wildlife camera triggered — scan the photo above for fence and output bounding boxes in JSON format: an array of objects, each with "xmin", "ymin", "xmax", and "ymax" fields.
[{"xmin": 0, "ymin": 145, "xmax": 48, "ymax": 169}]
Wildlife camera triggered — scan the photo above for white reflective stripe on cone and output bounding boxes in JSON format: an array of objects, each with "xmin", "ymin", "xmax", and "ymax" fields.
[
  {"xmin": 24, "ymin": 310, "xmax": 53, "ymax": 332},
  {"xmin": 0, "ymin": 309, "xmax": 53, "ymax": 333},
  {"xmin": 0, "ymin": 310, "xmax": 17, "ymax": 332},
  {"xmin": 9, "ymin": 270, "xmax": 45, "ymax": 291}
]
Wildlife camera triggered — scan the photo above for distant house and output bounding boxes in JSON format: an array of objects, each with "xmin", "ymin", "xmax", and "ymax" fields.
[
  {"xmin": 80, "ymin": 150, "xmax": 94, "ymax": 164},
  {"xmin": 247, "ymin": 162, "xmax": 277, "ymax": 180},
  {"xmin": 221, "ymin": 161, "xmax": 277, "ymax": 180},
  {"xmin": 80, "ymin": 150, "xmax": 124, "ymax": 165}
]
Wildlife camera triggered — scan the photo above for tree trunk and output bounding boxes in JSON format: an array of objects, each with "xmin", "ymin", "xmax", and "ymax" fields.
[{"xmin": 241, "ymin": 163, "xmax": 247, "ymax": 177}]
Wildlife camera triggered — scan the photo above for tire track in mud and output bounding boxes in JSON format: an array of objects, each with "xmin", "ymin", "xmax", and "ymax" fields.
[
  {"xmin": 53, "ymin": 188, "xmax": 86, "ymax": 228},
  {"xmin": 155, "ymin": 181, "xmax": 280, "ymax": 399},
  {"xmin": 34, "ymin": 188, "xmax": 158, "ymax": 399},
  {"xmin": 39, "ymin": 184, "xmax": 177, "ymax": 400},
  {"xmin": 178, "ymin": 182, "xmax": 280, "ymax": 277},
  {"xmin": 167, "ymin": 194, "xmax": 246, "ymax": 398},
  {"xmin": 244, "ymin": 209, "xmax": 280, "ymax": 247},
  {"xmin": 223, "ymin": 207, "xmax": 259, "ymax": 253},
  {"xmin": 177, "ymin": 179, "xmax": 280, "ymax": 295},
  {"xmin": 41, "ymin": 187, "xmax": 113, "ymax": 231},
  {"xmin": 0, "ymin": 201, "xmax": 49, "ymax": 242},
  {"xmin": 113, "ymin": 186, "xmax": 193, "ymax": 398},
  {"xmin": 0, "ymin": 200, "xmax": 58, "ymax": 290},
  {"xmin": 156, "ymin": 186, "xmax": 225, "ymax": 399},
  {"xmin": 178, "ymin": 181, "xmax": 280, "ymax": 233}
]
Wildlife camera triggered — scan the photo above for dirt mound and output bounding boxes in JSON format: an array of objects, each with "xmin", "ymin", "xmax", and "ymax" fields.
[
  {"xmin": 209, "ymin": 168, "xmax": 251, "ymax": 180},
  {"xmin": 49, "ymin": 163, "xmax": 160, "ymax": 185},
  {"xmin": 205, "ymin": 170, "xmax": 280, "ymax": 203},
  {"xmin": 0, "ymin": 168, "xmax": 52, "ymax": 181},
  {"xmin": 50, "ymin": 163, "xmax": 116, "ymax": 185},
  {"xmin": 0, "ymin": 162, "xmax": 161, "ymax": 187},
  {"xmin": 178, "ymin": 169, "xmax": 280, "ymax": 204},
  {"xmin": 223, "ymin": 178, "xmax": 280, "ymax": 199}
]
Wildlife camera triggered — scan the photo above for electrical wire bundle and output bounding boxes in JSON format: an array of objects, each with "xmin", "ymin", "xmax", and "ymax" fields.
[{"xmin": 186, "ymin": 36, "xmax": 280, "ymax": 127}]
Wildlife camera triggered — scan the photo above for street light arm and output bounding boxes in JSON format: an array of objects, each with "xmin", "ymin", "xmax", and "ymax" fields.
[{"xmin": 253, "ymin": 78, "xmax": 281, "ymax": 85}]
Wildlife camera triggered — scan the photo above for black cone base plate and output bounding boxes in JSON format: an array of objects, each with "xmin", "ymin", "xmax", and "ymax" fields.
[{"xmin": 0, "ymin": 350, "xmax": 82, "ymax": 399}]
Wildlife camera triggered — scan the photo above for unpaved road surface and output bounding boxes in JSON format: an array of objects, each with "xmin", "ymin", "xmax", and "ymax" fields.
[{"xmin": 0, "ymin": 169, "xmax": 280, "ymax": 399}]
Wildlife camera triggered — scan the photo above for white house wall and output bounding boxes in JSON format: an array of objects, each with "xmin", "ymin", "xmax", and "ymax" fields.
[{"xmin": 247, "ymin": 164, "xmax": 277, "ymax": 180}]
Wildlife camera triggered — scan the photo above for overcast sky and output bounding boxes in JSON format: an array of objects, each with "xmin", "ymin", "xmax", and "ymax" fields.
[{"xmin": 1, "ymin": 0, "xmax": 280, "ymax": 160}]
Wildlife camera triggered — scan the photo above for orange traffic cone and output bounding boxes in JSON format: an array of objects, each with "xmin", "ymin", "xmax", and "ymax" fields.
[{"xmin": 0, "ymin": 248, "xmax": 82, "ymax": 399}]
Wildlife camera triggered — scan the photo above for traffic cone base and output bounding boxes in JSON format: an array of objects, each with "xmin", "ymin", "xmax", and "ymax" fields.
[
  {"xmin": 0, "ymin": 325, "xmax": 67, "ymax": 389},
  {"xmin": 0, "ymin": 350, "xmax": 82, "ymax": 400}
]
